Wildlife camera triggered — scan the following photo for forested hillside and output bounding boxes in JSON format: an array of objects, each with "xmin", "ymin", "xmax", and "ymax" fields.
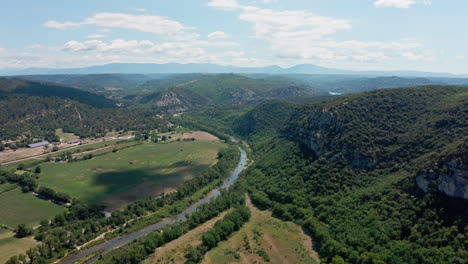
[
  {"xmin": 237, "ymin": 85, "xmax": 468, "ymax": 264},
  {"xmin": 16, "ymin": 74, "xmax": 152, "ymax": 92},
  {"xmin": 137, "ymin": 74, "xmax": 315, "ymax": 113},
  {"xmin": 0, "ymin": 78, "xmax": 167, "ymax": 140},
  {"xmin": 0, "ymin": 78, "xmax": 115, "ymax": 108}
]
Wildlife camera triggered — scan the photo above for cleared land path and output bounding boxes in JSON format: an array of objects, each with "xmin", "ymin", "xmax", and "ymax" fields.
[
  {"xmin": 59, "ymin": 146, "xmax": 248, "ymax": 264},
  {"xmin": 0, "ymin": 136, "xmax": 133, "ymax": 166}
]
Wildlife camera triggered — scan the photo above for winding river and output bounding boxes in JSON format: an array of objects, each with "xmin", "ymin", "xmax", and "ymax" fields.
[{"xmin": 60, "ymin": 145, "xmax": 248, "ymax": 264}]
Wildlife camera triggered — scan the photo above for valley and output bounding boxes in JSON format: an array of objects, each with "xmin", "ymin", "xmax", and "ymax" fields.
[{"xmin": 0, "ymin": 72, "xmax": 466, "ymax": 264}]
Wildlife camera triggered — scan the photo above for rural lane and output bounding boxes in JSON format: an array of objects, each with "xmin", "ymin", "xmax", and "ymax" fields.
[
  {"xmin": 59, "ymin": 145, "xmax": 248, "ymax": 264},
  {"xmin": 0, "ymin": 136, "xmax": 134, "ymax": 166}
]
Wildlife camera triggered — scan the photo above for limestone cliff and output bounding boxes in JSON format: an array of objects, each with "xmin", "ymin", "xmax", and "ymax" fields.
[{"xmin": 416, "ymin": 158, "xmax": 468, "ymax": 200}]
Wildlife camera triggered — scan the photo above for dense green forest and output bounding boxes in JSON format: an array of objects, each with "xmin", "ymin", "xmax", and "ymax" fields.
[{"xmin": 236, "ymin": 85, "xmax": 468, "ymax": 264}]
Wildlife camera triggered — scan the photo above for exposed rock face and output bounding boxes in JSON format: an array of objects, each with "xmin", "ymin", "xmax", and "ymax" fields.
[
  {"xmin": 416, "ymin": 159, "xmax": 468, "ymax": 200},
  {"xmin": 291, "ymin": 107, "xmax": 376, "ymax": 170}
]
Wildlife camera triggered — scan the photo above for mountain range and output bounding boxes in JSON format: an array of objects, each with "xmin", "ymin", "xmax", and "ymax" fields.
[{"xmin": 2, "ymin": 63, "xmax": 467, "ymax": 78}]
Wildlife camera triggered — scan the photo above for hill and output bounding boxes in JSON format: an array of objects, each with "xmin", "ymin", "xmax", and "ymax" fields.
[
  {"xmin": 0, "ymin": 78, "xmax": 115, "ymax": 108},
  {"xmin": 15, "ymin": 74, "xmax": 153, "ymax": 92},
  {"xmin": 0, "ymin": 78, "xmax": 166, "ymax": 140},
  {"xmin": 137, "ymin": 74, "xmax": 315, "ymax": 112},
  {"xmin": 236, "ymin": 85, "xmax": 468, "ymax": 264},
  {"xmin": 3, "ymin": 63, "xmax": 467, "ymax": 78}
]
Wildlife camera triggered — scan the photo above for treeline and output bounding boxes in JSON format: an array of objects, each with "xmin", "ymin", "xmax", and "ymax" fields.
[
  {"xmin": 0, "ymin": 169, "xmax": 71, "ymax": 203},
  {"xmin": 185, "ymin": 206, "xmax": 251, "ymax": 263},
  {"xmin": 4, "ymin": 145, "xmax": 240, "ymax": 264},
  {"xmin": 96, "ymin": 188, "xmax": 247, "ymax": 264}
]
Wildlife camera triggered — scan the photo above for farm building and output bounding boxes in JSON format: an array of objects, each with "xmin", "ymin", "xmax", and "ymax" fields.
[{"xmin": 28, "ymin": 141, "xmax": 50, "ymax": 148}]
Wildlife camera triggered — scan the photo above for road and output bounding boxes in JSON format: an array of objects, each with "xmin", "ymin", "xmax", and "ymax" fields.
[
  {"xmin": 0, "ymin": 136, "xmax": 134, "ymax": 166},
  {"xmin": 59, "ymin": 146, "xmax": 248, "ymax": 264}
]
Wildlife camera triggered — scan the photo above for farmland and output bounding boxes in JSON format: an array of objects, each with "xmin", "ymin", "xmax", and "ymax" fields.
[
  {"xmin": 37, "ymin": 139, "xmax": 226, "ymax": 210},
  {"xmin": 0, "ymin": 230, "xmax": 39, "ymax": 264},
  {"xmin": 0, "ymin": 188, "xmax": 66, "ymax": 228}
]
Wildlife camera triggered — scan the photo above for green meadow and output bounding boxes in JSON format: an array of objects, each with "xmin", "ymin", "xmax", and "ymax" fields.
[
  {"xmin": 0, "ymin": 188, "xmax": 66, "ymax": 228},
  {"xmin": 37, "ymin": 140, "xmax": 226, "ymax": 210}
]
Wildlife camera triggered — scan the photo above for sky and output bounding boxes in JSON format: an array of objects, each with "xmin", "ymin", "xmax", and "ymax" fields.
[{"xmin": 1, "ymin": 0, "xmax": 467, "ymax": 74}]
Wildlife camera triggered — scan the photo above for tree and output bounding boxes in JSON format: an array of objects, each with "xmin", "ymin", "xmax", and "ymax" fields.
[
  {"xmin": 332, "ymin": 256, "xmax": 346, "ymax": 264},
  {"xmin": 17, "ymin": 163, "xmax": 25, "ymax": 170},
  {"xmin": 15, "ymin": 224, "xmax": 32, "ymax": 238},
  {"xmin": 35, "ymin": 166, "xmax": 42, "ymax": 173},
  {"xmin": 202, "ymin": 232, "xmax": 217, "ymax": 249}
]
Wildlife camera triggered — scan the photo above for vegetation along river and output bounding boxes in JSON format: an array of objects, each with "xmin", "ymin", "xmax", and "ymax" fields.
[{"xmin": 59, "ymin": 145, "xmax": 248, "ymax": 264}]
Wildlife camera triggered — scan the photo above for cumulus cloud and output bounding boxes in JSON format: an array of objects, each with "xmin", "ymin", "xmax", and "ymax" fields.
[
  {"xmin": 374, "ymin": 0, "xmax": 431, "ymax": 8},
  {"xmin": 207, "ymin": 31, "xmax": 228, "ymax": 40},
  {"xmin": 61, "ymin": 39, "xmax": 238, "ymax": 55},
  {"xmin": 43, "ymin": 20, "xmax": 80, "ymax": 29},
  {"xmin": 86, "ymin": 34, "xmax": 106, "ymax": 39},
  {"xmin": 208, "ymin": 0, "xmax": 428, "ymax": 63},
  {"xmin": 44, "ymin": 12, "xmax": 189, "ymax": 35}
]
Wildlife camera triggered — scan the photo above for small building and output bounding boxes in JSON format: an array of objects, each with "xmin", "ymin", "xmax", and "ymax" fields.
[
  {"xmin": 68, "ymin": 139, "xmax": 80, "ymax": 144},
  {"xmin": 28, "ymin": 141, "xmax": 50, "ymax": 148}
]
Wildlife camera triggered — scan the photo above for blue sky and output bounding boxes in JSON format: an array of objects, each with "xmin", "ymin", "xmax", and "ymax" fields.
[{"xmin": 1, "ymin": 0, "xmax": 467, "ymax": 74}]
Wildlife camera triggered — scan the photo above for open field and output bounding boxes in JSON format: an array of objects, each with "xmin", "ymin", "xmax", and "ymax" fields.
[
  {"xmin": 0, "ymin": 147, "xmax": 45, "ymax": 164},
  {"xmin": 1, "ymin": 138, "xmax": 135, "ymax": 169},
  {"xmin": 203, "ymin": 196, "xmax": 319, "ymax": 264},
  {"xmin": 143, "ymin": 210, "xmax": 232, "ymax": 264},
  {"xmin": 159, "ymin": 131, "xmax": 220, "ymax": 141},
  {"xmin": 38, "ymin": 140, "xmax": 226, "ymax": 210},
  {"xmin": 56, "ymin": 128, "xmax": 80, "ymax": 143},
  {"xmin": 0, "ymin": 188, "xmax": 66, "ymax": 228},
  {"xmin": 0, "ymin": 231, "xmax": 39, "ymax": 264}
]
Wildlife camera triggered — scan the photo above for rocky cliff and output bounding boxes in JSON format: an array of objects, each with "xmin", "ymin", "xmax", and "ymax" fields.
[
  {"xmin": 291, "ymin": 106, "xmax": 377, "ymax": 170},
  {"xmin": 416, "ymin": 158, "xmax": 468, "ymax": 200}
]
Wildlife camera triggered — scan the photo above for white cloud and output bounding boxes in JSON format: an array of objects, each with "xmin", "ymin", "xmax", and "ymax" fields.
[
  {"xmin": 374, "ymin": 0, "xmax": 431, "ymax": 8},
  {"xmin": 86, "ymin": 34, "xmax": 106, "ymax": 39},
  {"xmin": 208, "ymin": 0, "xmax": 429, "ymax": 63},
  {"xmin": 207, "ymin": 0, "xmax": 242, "ymax": 10},
  {"xmin": 44, "ymin": 12, "xmax": 190, "ymax": 35},
  {"xmin": 207, "ymin": 31, "xmax": 228, "ymax": 40},
  {"xmin": 43, "ymin": 20, "xmax": 80, "ymax": 29},
  {"xmin": 61, "ymin": 39, "xmax": 238, "ymax": 54}
]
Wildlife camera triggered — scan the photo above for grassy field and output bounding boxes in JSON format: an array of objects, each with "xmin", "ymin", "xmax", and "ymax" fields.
[
  {"xmin": 38, "ymin": 140, "xmax": 226, "ymax": 210},
  {"xmin": 0, "ymin": 188, "xmax": 67, "ymax": 229},
  {"xmin": 0, "ymin": 231, "xmax": 39, "ymax": 264},
  {"xmin": 202, "ymin": 196, "xmax": 319, "ymax": 264},
  {"xmin": 56, "ymin": 128, "xmax": 80, "ymax": 143}
]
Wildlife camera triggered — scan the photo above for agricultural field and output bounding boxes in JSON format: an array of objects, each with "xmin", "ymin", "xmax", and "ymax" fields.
[
  {"xmin": 55, "ymin": 128, "xmax": 80, "ymax": 143},
  {"xmin": 37, "ymin": 139, "xmax": 226, "ymax": 210},
  {"xmin": 0, "ymin": 230, "xmax": 39, "ymax": 264},
  {"xmin": 203, "ymin": 196, "xmax": 319, "ymax": 264},
  {"xmin": 0, "ymin": 188, "xmax": 66, "ymax": 228}
]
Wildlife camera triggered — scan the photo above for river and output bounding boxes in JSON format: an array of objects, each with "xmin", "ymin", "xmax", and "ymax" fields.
[{"xmin": 59, "ymin": 145, "xmax": 247, "ymax": 264}]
